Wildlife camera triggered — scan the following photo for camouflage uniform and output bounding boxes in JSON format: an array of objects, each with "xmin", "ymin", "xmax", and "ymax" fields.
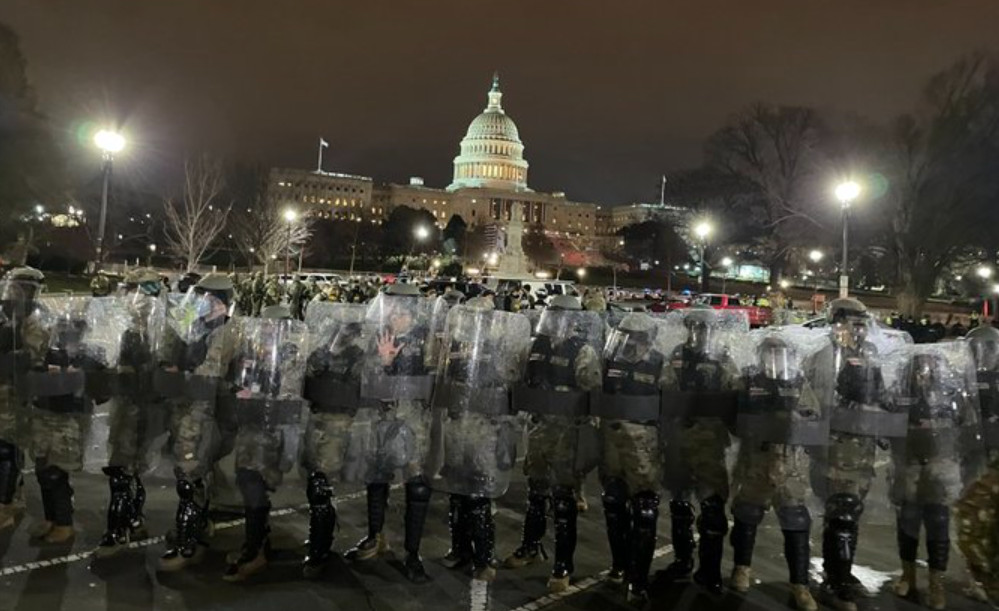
[
  {"xmin": 250, "ymin": 273, "xmax": 265, "ymax": 316},
  {"xmin": 506, "ymin": 299, "xmax": 603, "ymax": 594},
  {"xmin": 596, "ymin": 313, "xmax": 667, "ymax": 600},
  {"xmin": 956, "ymin": 459, "xmax": 999, "ymax": 605},
  {"xmin": 263, "ymin": 276, "xmax": 282, "ymax": 309}
]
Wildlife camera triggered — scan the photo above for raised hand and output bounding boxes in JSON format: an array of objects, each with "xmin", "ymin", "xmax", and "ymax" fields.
[{"xmin": 377, "ymin": 330, "xmax": 402, "ymax": 366}]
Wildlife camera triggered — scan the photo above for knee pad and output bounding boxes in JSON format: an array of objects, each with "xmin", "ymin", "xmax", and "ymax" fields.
[
  {"xmin": 826, "ymin": 493, "xmax": 863, "ymax": 525},
  {"xmin": 306, "ymin": 471, "xmax": 332, "ymax": 505},
  {"xmin": 669, "ymin": 498, "xmax": 695, "ymax": 519},
  {"xmin": 699, "ymin": 495, "xmax": 728, "ymax": 535},
  {"xmin": 923, "ymin": 504, "xmax": 950, "ymax": 542},
  {"xmin": 107, "ymin": 467, "xmax": 132, "ymax": 494},
  {"xmin": 36, "ymin": 464, "xmax": 69, "ymax": 490},
  {"xmin": 602, "ymin": 478, "xmax": 629, "ymax": 508},
  {"xmin": 776, "ymin": 505, "xmax": 811, "ymax": 532},
  {"xmin": 634, "ymin": 492, "xmax": 660, "ymax": 526},
  {"xmin": 405, "ymin": 478, "xmax": 432, "ymax": 504},
  {"xmin": 732, "ymin": 501, "xmax": 766, "ymax": 527},
  {"xmin": 236, "ymin": 468, "xmax": 270, "ymax": 510},
  {"xmin": 552, "ymin": 486, "xmax": 576, "ymax": 515}
]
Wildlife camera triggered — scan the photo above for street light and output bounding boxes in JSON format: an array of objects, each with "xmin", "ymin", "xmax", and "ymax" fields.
[
  {"xmin": 720, "ymin": 256, "xmax": 733, "ymax": 293},
  {"xmin": 977, "ymin": 266, "xmax": 993, "ymax": 280},
  {"xmin": 93, "ymin": 128, "xmax": 125, "ymax": 271},
  {"xmin": 576, "ymin": 267, "xmax": 587, "ymax": 280},
  {"xmin": 283, "ymin": 208, "xmax": 298, "ymax": 275},
  {"xmin": 809, "ymin": 249, "xmax": 823, "ymax": 264},
  {"xmin": 693, "ymin": 220, "xmax": 713, "ymax": 292},
  {"xmin": 414, "ymin": 225, "xmax": 430, "ymax": 241},
  {"xmin": 835, "ymin": 180, "xmax": 861, "ymax": 297},
  {"xmin": 147, "ymin": 243, "xmax": 157, "ymax": 267}
]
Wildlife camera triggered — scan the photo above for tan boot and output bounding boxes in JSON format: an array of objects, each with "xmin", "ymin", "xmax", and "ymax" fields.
[
  {"xmin": 575, "ymin": 487, "xmax": 588, "ymax": 513},
  {"xmin": 28, "ymin": 520, "xmax": 54, "ymax": 539},
  {"xmin": 472, "ymin": 565, "xmax": 497, "ymax": 583},
  {"xmin": 344, "ymin": 532, "xmax": 390, "ymax": 561},
  {"xmin": 927, "ymin": 570, "xmax": 946, "ymax": 610},
  {"xmin": 222, "ymin": 548, "xmax": 267, "ymax": 583},
  {"xmin": 0, "ymin": 502, "xmax": 25, "ymax": 531},
  {"xmin": 791, "ymin": 584, "xmax": 818, "ymax": 611},
  {"xmin": 44, "ymin": 525, "xmax": 75, "ymax": 544},
  {"xmin": 893, "ymin": 561, "xmax": 917, "ymax": 598},
  {"xmin": 731, "ymin": 565, "xmax": 752, "ymax": 593},
  {"xmin": 547, "ymin": 573, "xmax": 570, "ymax": 593},
  {"xmin": 158, "ymin": 545, "xmax": 206, "ymax": 572}
]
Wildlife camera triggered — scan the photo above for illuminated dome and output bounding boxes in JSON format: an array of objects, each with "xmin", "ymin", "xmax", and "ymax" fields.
[{"xmin": 448, "ymin": 73, "xmax": 530, "ymax": 192}]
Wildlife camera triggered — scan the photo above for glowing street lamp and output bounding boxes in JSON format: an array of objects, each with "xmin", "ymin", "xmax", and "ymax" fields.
[
  {"xmin": 720, "ymin": 256, "xmax": 734, "ymax": 293},
  {"xmin": 93, "ymin": 128, "xmax": 125, "ymax": 270},
  {"xmin": 414, "ymin": 225, "xmax": 430, "ymax": 241},
  {"xmin": 835, "ymin": 180, "xmax": 861, "ymax": 297},
  {"xmin": 147, "ymin": 243, "xmax": 157, "ymax": 267},
  {"xmin": 977, "ymin": 266, "xmax": 992, "ymax": 280},
  {"xmin": 576, "ymin": 267, "xmax": 587, "ymax": 280},
  {"xmin": 809, "ymin": 249, "xmax": 823, "ymax": 264},
  {"xmin": 693, "ymin": 220, "xmax": 713, "ymax": 291}
]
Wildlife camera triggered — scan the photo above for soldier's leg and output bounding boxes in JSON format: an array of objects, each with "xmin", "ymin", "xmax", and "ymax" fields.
[
  {"xmin": 730, "ymin": 501, "xmax": 765, "ymax": 591},
  {"xmin": 923, "ymin": 503, "xmax": 950, "ymax": 610},
  {"xmin": 344, "ymin": 482, "xmax": 391, "ymax": 560},
  {"xmin": 29, "ymin": 411, "xmax": 83, "ymax": 544},
  {"xmin": 693, "ymin": 493, "xmax": 729, "ymax": 595},
  {"xmin": 303, "ymin": 470, "xmax": 336, "ymax": 578},
  {"xmin": 894, "ymin": 500, "xmax": 921, "ymax": 598},
  {"xmin": 96, "ymin": 466, "xmax": 134, "ymax": 555},
  {"xmin": 505, "ymin": 477, "xmax": 549, "ymax": 567},
  {"xmin": 96, "ymin": 399, "xmax": 145, "ymax": 557},
  {"xmin": 729, "ymin": 444, "xmax": 775, "ymax": 592},
  {"xmin": 600, "ymin": 477, "xmax": 632, "ymax": 582},
  {"xmin": 223, "ymin": 467, "xmax": 271, "ymax": 582},
  {"xmin": 548, "ymin": 484, "xmax": 578, "ymax": 593},
  {"xmin": 691, "ymin": 423, "xmax": 732, "ymax": 595},
  {"xmin": 822, "ymin": 491, "xmax": 864, "ymax": 610},
  {"xmin": 443, "ymin": 493, "xmax": 473, "ymax": 570},
  {"xmin": 0, "ymin": 439, "xmax": 23, "ymax": 529},
  {"xmin": 402, "ymin": 476, "xmax": 433, "ymax": 583},
  {"xmin": 467, "ymin": 495, "xmax": 496, "ymax": 581},
  {"xmin": 658, "ymin": 423, "xmax": 696, "ymax": 583},
  {"xmin": 33, "ymin": 460, "xmax": 75, "ymax": 544},
  {"xmin": 628, "ymin": 490, "xmax": 659, "ymax": 602},
  {"xmin": 773, "ymin": 446, "xmax": 817, "ymax": 611}
]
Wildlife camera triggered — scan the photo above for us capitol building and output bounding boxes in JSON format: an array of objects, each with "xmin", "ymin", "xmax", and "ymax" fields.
[{"xmin": 268, "ymin": 74, "xmax": 684, "ymax": 259}]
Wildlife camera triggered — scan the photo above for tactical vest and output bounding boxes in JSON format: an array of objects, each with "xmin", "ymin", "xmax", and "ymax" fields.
[
  {"xmin": 603, "ymin": 350, "xmax": 664, "ymax": 396},
  {"xmin": 835, "ymin": 346, "xmax": 882, "ymax": 406},
  {"xmin": 674, "ymin": 347, "xmax": 726, "ymax": 393},
  {"xmin": 526, "ymin": 335, "xmax": 584, "ymax": 390}
]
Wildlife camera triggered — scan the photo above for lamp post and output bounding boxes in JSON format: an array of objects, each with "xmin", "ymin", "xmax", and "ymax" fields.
[
  {"xmin": 834, "ymin": 181, "xmax": 861, "ymax": 298},
  {"xmin": 721, "ymin": 256, "xmax": 733, "ymax": 293},
  {"xmin": 147, "ymin": 243, "xmax": 156, "ymax": 267},
  {"xmin": 694, "ymin": 221, "xmax": 713, "ymax": 293},
  {"xmin": 978, "ymin": 266, "xmax": 993, "ymax": 319},
  {"xmin": 283, "ymin": 208, "xmax": 298, "ymax": 276},
  {"xmin": 93, "ymin": 129, "xmax": 125, "ymax": 271},
  {"xmin": 406, "ymin": 225, "xmax": 430, "ymax": 273}
]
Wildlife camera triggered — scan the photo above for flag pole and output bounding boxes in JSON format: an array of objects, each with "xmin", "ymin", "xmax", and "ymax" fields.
[{"xmin": 317, "ymin": 138, "xmax": 324, "ymax": 173}]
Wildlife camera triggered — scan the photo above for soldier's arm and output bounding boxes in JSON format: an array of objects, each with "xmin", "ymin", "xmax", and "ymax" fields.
[
  {"xmin": 24, "ymin": 316, "xmax": 50, "ymax": 368},
  {"xmin": 575, "ymin": 345, "xmax": 602, "ymax": 391}
]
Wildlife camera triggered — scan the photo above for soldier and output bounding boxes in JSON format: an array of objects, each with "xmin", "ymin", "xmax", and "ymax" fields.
[
  {"xmin": 94, "ymin": 268, "xmax": 163, "ymax": 557},
  {"xmin": 221, "ymin": 304, "xmax": 307, "ymax": 581},
  {"xmin": 889, "ymin": 346, "xmax": 979, "ymax": 610},
  {"xmin": 304, "ymin": 277, "xmax": 320, "ymax": 306},
  {"xmin": 658, "ymin": 306, "xmax": 745, "ymax": 595},
  {"xmin": 300, "ymin": 302, "xmax": 371, "ymax": 578},
  {"xmin": 288, "ymin": 275, "xmax": 306, "ymax": 320},
  {"xmin": 810, "ymin": 298, "xmax": 907, "ymax": 611},
  {"xmin": 0, "ymin": 267, "xmax": 46, "ymax": 531},
  {"xmin": 250, "ymin": 272, "xmax": 266, "ymax": 316},
  {"xmin": 594, "ymin": 313, "xmax": 667, "ymax": 602},
  {"xmin": 156, "ymin": 274, "xmax": 234, "ymax": 571},
  {"xmin": 730, "ymin": 331, "xmax": 829, "ymax": 611},
  {"xmin": 90, "ymin": 272, "xmax": 112, "ymax": 297},
  {"xmin": 347, "ymin": 283, "xmax": 438, "ymax": 583},
  {"xmin": 506, "ymin": 295, "xmax": 603, "ymax": 593},
  {"xmin": 966, "ymin": 325, "xmax": 999, "ymax": 463},
  {"xmin": 432, "ymin": 301, "xmax": 530, "ymax": 581},
  {"xmin": 263, "ymin": 275, "xmax": 283, "ymax": 309}
]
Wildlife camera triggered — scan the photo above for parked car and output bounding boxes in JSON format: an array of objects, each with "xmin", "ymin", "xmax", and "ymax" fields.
[{"xmin": 669, "ymin": 293, "xmax": 773, "ymax": 327}]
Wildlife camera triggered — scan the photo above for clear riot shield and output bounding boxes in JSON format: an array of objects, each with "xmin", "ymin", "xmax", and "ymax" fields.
[
  {"xmin": 360, "ymin": 293, "xmax": 436, "ymax": 402},
  {"xmin": 521, "ymin": 308, "xmax": 542, "ymax": 336},
  {"xmin": 302, "ymin": 302, "xmax": 372, "ymax": 485},
  {"xmin": 885, "ymin": 342, "xmax": 983, "ymax": 510},
  {"xmin": 513, "ymin": 309, "xmax": 605, "ymax": 418},
  {"xmin": 658, "ymin": 308, "xmax": 750, "ymax": 425},
  {"xmin": 221, "ymin": 317, "xmax": 308, "ymax": 481},
  {"xmin": 736, "ymin": 327, "xmax": 832, "ymax": 447},
  {"xmin": 594, "ymin": 313, "xmax": 669, "ymax": 423},
  {"xmin": 0, "ymin": 278, "xmax": 43, "ymax": 445},
  {"xmin": 28, "ymin": 296, "xmax": 92, "ymax": 409},
  {"xmin": 152, "ymin": 290, "xmax": 228, "ymax": 402},
  {"xmin": 431, "ymin": 306, "xmax": 531, "ymax": 497},
  {"xmin": 966, "ymin": 327, "xmax": 999, "ymax": 456}
]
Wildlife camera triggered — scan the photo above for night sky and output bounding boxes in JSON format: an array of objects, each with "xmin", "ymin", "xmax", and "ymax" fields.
[{"xmin": 5, "ymin": 0, "xmax": 999, "ymax": 203}]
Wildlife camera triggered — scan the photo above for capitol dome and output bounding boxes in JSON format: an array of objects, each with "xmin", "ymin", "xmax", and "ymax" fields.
[{"xmin": 448, "ymin": 74, "xmax": 530, "ymax": 192}]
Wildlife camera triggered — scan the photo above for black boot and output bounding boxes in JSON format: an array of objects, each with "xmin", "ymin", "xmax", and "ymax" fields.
[
  {"xmin": 467, "ymin": 496, "xmax": 496, "ymax": 581},
  {"xmin": 303, "ymin": 471, "xmax": 336, "ymax": 578},
  {"xmin": 96, "ymin": 466, "xmax": 134, "ymax": 556},
  {"xmin": 627, "ymin": 492, "xmax": 659, "ymax": 603},
  {"xmin": 159, "ymin": 475, "xmax": 209, "ymax": 571},
  {"xmin": 693, "ymin": 495, "xmax": 728, "ymax": 595},
  {"xmin": 34, "ymin": 465, "xmax": 74, "ymax": 543},
  {"xmin": 345, "ymin": 483, "xmax": 390, "ymax": 561},
  {"xmin": 224, "ymin": 506, "xmax": 270, "ymax": 582},
  {"xmin": 504, "ymin": 483, "xmax": 548, "ymax": 568},
  {"xmin": 442, "ymin": 494, "xmax": 473, "ymax": 570},
  {"xmin": 785, "ymin": 529, "xmax": 811, "ymax": 585},
  {"xmin": 131, "ymin": 475, "xmax": 147, "ymax": 536},
  {"xmin": 657, "ymin": 498, "xmax": 695, "ymax": 583},
  {"xmin": 822, "ymin": 522, "xmax": 858, "ymax": 610},
  {"xmin": 402, "ymin": 479, "xmax": 432, "ymax": 584},
  {"xmin": 548, "ymin": 486, "xmax": 578, "ymax": 593},
  {"xmin": 0, "ymin": 440, "xmax": 21, "ymax": 505},
  {"xmin": 601, "ymin": 480, "xmax": 632, "ymax": 583}
]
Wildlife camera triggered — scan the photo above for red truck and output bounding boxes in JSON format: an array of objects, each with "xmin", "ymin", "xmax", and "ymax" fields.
[{"xmin": 668, "ymin": 293, "xmax": 773, "ymax": 327}]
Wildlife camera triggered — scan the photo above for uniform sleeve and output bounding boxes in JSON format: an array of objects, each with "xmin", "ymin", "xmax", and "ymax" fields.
[
  {"xmin": 24, "ymin": 316, "xmax": 50, "ymax": 368},
  {"xmin": 575, "ymin": 345, "xmax": 602, "ymax": 391}
]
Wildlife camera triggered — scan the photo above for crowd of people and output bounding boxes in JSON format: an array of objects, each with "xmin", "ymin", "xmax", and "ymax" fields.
[{"xmin": 2, "ymin": 265, "xmax": 998, "ymax": 611}]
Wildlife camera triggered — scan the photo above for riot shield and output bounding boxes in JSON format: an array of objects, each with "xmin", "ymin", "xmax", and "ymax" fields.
[
  {"xmin": 737, "ymin": 327, "xmax": 832, "ymax": 447},
  {"xmin": 966, "ymin": 326, "xmax": 999, "ymax": 456},
  {"xmin": 521, "ymin": 308, "xmax": 542, "ymax": 336},
  {"xmin": 431, "ymin": 306, "xmax": 531, "ymax": 497},
  {"xmin": 360, "ymin": 292, "xmax": 436, "ymax": 402},
  {"xmin": 885, "ymin": 342, "xmax": 983, "ymax": 512},
  {"xmin": 513, "ymin": 309, "xmax": 605, "ymax": 418},
  {"xmin": 221, "ymin": 317, "xmax": 308, "ymax": 484},
  {"xmin": 659, "ymin": 308, "xmax": 750, "ymax": 425},
  {"xmin": 594, "ymin": 313, "xmax": 669, "ymax": 423},
  {"xmin": 152, "ymin": 291, "xmax": 228, "ymax": 401},
  {"xmin": 29, "ymin": 296, "xmax": 92, "ymax": 409},
  {"xmin": 0, "ymin": 278, "xmax": 43, "ymax": 445}
]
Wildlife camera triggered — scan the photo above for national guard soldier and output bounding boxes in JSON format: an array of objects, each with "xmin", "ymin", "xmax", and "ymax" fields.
[
  {"xmin": 432, "ymin": 300, "xmax": 531, "ymax": 582},
  {"xmin": 966, "ymin": 325, "xmax": 999, "ymax": 463},
  {"xmin": 506, "ymin": 294, "xmax": 603, "ymax": 593},
  {"xmin": 90, "ymin": 272, "xmax": 113, "ymax": 297},
  {"xmin": 263, "ymin": 275, "xmax": 283, "ymax": 309},
  {"xmin": 27, "ymin": 294, "xmax": 104, "ymax": 544},
  {"xmin": 0, "ymin": 267, "xmax": 46, "ymax": 531},
  {"xmin": 221, "ymin": 304, "xmax": 308, "ymax": 581},
  {"xmin": 94, "ymin": 268, "xmax": 163, "ymax": 557},
  {"xmin": 888, "ymin": 344, "xmax": 980, "ymax": 611},
  {"xmin": 658, "ymin": 306, "xmax": 746, "ymax": 594},
  {"xmin": 348, "ymin": 283, "xmax": 438, "ymax": 583},
  {"xmin": 300, "ymin": 301, "xmax": 370, "ymax": 578},
  {"xmin": 594, "ymin": 313, "xmax": 668, "ymax": 602},
  {"xmin": 730, "ymin": 330, "xmax": 830, "ymax": 611},
  {"xmin": 288, "ymin": 275, "xmax": 306, "ymax": 320},
  {"xmin": 156, "ymin": 274, "xmax": 234, "ymax": 571},
  {"xmin": 810, "ymin": 297, "xmax": 908, "ymax": 611}
]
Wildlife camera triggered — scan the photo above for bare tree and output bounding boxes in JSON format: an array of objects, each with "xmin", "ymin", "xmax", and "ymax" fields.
[
  {"xmin": 163, "ymin": 155, "xmax": 231, "ymax": 272},
  {"xmin": 227, "ymin": 166, "xmax": 311, "ymax": 273},
  {"xmin": 706, "ymin": 104, "xmax": 825, "ymax": 280}
]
